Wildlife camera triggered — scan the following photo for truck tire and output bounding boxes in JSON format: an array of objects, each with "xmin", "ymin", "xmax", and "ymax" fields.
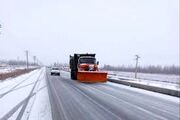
[
  {"xmin": 71, "ymin": 71, "xmax": 74, "ymax": 79},
  {"xmin": 74, "ymin": 71, "xmax": 77, "ymax": 80},
  {"xmin": 71, "ymin": 71, "xmax": 77, "ymax": 80}
]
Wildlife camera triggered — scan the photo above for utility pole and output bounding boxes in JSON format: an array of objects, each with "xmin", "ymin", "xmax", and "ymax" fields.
[
  {"xmin": 17, "ymin": 56, "xmax": 19, "ymax": 65},
  {"xmin": 25, "ymin": 50, "xmax": 29, "ymax": 69},
  {"xmin": 17, "ymin": 56, "xmax": 19, "ymax": 61},
  {"xmin": 33, "ymin": 56, "xmax": 36, "ymax": 66},
  {"xmin": 0, "ymin": 24, "xmax": 2, "ymax": 34},
  {"xmin": 135, "ymin": 55, "xmax": 140, "ymax": 79},
  {"xmin": 36, "ymin": 58, "xmax": 39, "ymax": 66}
]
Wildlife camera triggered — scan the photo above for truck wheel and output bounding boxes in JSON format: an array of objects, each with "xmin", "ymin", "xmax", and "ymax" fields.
[
  {"xmin": 71, "ymin": 71, "xmax": 74, "ymax": 79},
  {"xmin": 74, "ymin": 71, "xmax": 77, "ymax": 80},
  {"xmin": 71, "ymin": 71, "xmax": 77, "ymax": 80}
]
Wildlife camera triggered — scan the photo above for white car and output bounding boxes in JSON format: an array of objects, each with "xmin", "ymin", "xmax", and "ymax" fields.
[{"xmin": 51, "ymin": 67, "xmax": 60, "ymax": 76}]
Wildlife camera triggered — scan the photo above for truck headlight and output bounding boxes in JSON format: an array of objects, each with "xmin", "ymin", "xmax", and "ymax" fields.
[{"xmin": 89, "ymin": 65, "xmax": 94, "ymax": 70}]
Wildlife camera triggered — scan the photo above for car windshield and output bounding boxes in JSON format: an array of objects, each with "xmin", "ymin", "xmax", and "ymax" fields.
[
  {"xmin": 79, "ymin": 58, "xmax": 96, "ymax": 64},
  {"xmin": 52, "ymin": 68, "xmax": 59, "ymax": 70}
]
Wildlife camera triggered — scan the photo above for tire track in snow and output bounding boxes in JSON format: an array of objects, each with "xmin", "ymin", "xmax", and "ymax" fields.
[
  {"xmin": 0, "ymin": 85, "xmax": 46, "ymax": 120},
  {"xmin": 15, "ymin": 69, "xmax": 44, "ymax": 120},
  {"xmin": 0, "ymin": 69, "xmax": 40, "ymax": 99}
]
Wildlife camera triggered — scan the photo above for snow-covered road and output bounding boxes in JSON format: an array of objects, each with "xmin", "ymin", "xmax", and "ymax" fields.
[
  {"xmin": 0, "ymin": 68, "xmax": 179, "ymax": 120},
  {"xmin": 47, "ymin": 70, "xmax": 180, "ymax": 120}
]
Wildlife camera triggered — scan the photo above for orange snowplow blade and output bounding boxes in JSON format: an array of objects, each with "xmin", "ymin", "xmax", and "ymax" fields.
[{"xmin": 77, "ymin": 71, "xmax": 107, "ymax": 83}]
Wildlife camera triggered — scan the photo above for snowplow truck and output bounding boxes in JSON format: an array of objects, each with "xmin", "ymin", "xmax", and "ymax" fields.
[{"xmin": 69, "ymin": 53, "xmax": 107, "ymax": 82}]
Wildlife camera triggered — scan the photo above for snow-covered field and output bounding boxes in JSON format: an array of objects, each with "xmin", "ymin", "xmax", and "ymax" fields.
[
  {"xmin": 0, "ymin": 67, "xmax": 52, "ymax": 120},
  {"xmin": 0, "ymin": 66, "xmax": 24, "ymax": 74},
  {"xmin": 108, "ymin": 71, "xmax": 180, "ymax": 91},
  {"xmin": 0, "ymin": 66, "xmax": 38, "ymax": 74}
]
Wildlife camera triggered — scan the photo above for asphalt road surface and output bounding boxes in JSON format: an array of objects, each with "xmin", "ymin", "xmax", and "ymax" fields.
[{"xmin": 46, "ymin": 71, "xmax": 180, "ymax": 120}]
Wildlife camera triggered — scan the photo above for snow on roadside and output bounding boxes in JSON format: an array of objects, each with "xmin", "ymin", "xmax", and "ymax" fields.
[
  {"xmin": 108, "ymin": 71, "xmax": 180, "ymax": 84},
  {"xmin": 107, "ymin": 82, "xmax": 180, "ymax": 104},
  {"xmin": 108, "ymin": 71, "xmax": 180, "ymax": 83},
  {"xmin": 108, "ymin": 71, "xmax": 180, "ymax": 91},
  {"xmin": 0, "ymin": 85, "xmax": 34, "ymax": 119},
  {"xmin": 0, "ymin": 69, "xmax": 40, "ymax": 94},
  {"xmin": 0, "ymin": 67, "xmax": 52, "ymax": 120},
  {"xmin": 0, "ymin": 69, "xmax": 42, "ymax": 119},
  {"xmin": 27, "ymin": 71, "xmax": 52, "ymax": 120},
  {"xmin": 109, "ymin": 75, "xmax": 180, "ymax": 91},
  {"xmin": 8, "ymin": 106, "xmax": 23, "ymax": 120}
]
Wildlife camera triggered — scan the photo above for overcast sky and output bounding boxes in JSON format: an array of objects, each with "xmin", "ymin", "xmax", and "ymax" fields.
[{"xmin": 0, "ymin": 0, "xmax": 179, "ymax": 66}]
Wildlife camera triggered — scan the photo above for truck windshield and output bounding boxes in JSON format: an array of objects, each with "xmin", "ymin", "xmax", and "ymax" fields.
[{"xmin": 79, "ymin": 58, "xmax": 96, "ymax": 64}]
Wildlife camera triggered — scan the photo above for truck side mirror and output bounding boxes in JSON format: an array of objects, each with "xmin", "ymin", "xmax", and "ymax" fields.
[{"xmin": 97, "ymin": 61, "xmax": 99, "ymax": 65}]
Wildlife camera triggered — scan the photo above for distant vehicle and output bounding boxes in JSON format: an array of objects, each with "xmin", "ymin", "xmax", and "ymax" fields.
[
  {"xmin": 50, "ymin": 67, "xmax": 60, "ymax": 76},
  {"xmin": 69, "ymin": 53, "xmax": 107, "ymax": 82},
  {"xmin": 47, "ymin": 66, "xmax": 51, "ymax": 68}
]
